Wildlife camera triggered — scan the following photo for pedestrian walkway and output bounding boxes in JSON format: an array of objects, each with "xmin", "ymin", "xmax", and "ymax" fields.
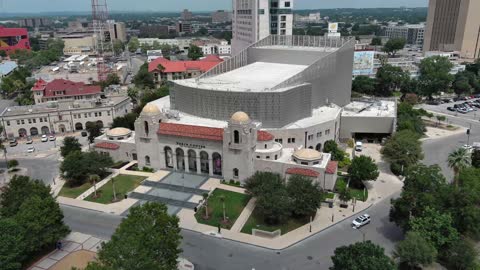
[
  {"xmin": 230, "ymin": 198, "xmax": 256, "ymax": 232},
  {"xmin": 29, "ymin": 232, "xmax": 105, "ymax": 270}
]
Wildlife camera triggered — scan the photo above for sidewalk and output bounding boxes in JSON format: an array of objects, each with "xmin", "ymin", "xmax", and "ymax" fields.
[{"xmin": 29, "ymin": 232, "xmax": 105, "ymax": 270}]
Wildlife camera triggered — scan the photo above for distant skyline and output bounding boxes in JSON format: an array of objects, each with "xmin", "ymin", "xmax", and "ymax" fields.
[{"xmin": 2, "ymin": 0, "xmax": 428, "ymax": 13}]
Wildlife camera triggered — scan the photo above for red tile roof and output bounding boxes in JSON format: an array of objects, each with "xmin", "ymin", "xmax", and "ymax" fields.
[
  {"xmin": 158, "ymin": 123, "xmax": 224, "ymax": 141},
  {"xmin": 257, "ymin": 130, "xmax": 274, "ymax": 141},
  {"xmin": 148, "ymin": 57, "xmax": 222, "ymax": 73},
  {"xmin": 94, "ymin": 142, "xmax": 120, "ymax": 150},
  {"xmin": 0, "ymin": 26, "xmax": 28, "ymax": 37},
  {"xmin": 286, "ymin": 168, "xmax": 320, "ymax": 178},
  {"xmin": 326, "ymin": 161, "xmax": 338, "ymax": 174},
  {"xmin": 31, "ymin": 79, "xmax": 101, "ymax": 98}
]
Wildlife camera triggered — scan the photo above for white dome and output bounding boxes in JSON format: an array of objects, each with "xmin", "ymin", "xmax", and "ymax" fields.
[
  {"xmin": 106, "ymin": 127, "xmax": 132, "ymax": 137},
  {"xmin": 230, "ymin": 111, "xmax": 250, "ymax": 123},
  {"xmin": 293, "ymin": 148, "xmax": 322, "ymax": 161}
]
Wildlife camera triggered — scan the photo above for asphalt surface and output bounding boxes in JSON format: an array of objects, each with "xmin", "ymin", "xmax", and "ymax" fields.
[{"xmin": 61, "ymin": 193, "xmax": 402, "ymax": 270}]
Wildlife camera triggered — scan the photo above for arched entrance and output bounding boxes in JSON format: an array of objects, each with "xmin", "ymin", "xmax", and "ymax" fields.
[
  {"xmin": 30, "ymin": 127, "xmax": 39, "ymax": 136},
  {"xmin": 164, "ymin": 146, "xmax": 173, "ymax": 168},
  {"xmin": 176, "ymin": 148, "xmax": 185, "ymax": 171},
  {"xmin": 233, "ymin": 168, "xmax": 239, "ymax": 179},
  {"xmin": 96, "ymin": 120, "xmax": 104, "ymax": 128},
  {"xmin": 59, "ymin": 124, "xmax": 66, "ymax": 133},
  {"xmin": 41, "ymin": 126, "xmax": 49, "ymax": 135},
  {"xmin": 18, "ymin": 128, "xmax": 27, "ymax": 137},
  {"xmin": 316, "ymin": 143, "xmax": 322, "ymax": 152},
  {"xmin": 212, "ymin": 152, "xmax": 222, "ymax": 176},
  {"xmin": 145, "ymin": 155, "xmax": 151, "ymax": 166},
  {"xmin": 200, "ymin": 151, "xmax": 209, "ymax": 174},
  {"xmin": 188, "ymin": 150, "xmax": 197, "ymax": 172},
  {"xmin": 75, "ymin": 122, "xmax": 83, "ymax": 130},
  {"xmin": 308, "ymin": 146, "xmax": 313, "ymax": 149}
]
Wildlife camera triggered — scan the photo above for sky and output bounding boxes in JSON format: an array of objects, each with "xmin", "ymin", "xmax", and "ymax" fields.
[{"xmin": 2, "ymin": 0, "xmax": 428, "ymax": 13}]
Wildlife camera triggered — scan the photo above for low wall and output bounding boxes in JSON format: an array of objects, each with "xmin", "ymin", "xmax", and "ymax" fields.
[{"xmin": 252, "ymin": 228, "xmax": 281, "ymax": 239}]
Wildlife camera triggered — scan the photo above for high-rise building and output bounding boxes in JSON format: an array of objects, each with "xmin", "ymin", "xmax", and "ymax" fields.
[
  {"xmin": 423, "ymin": 0, "xmax": 480, "ymax": 59},
  {"xmin": 176, "ymin": 21, "xmax": 192, "ymax": 35},
  {"xmin": 232, "ymin": 0, "xmax": 293, "ymax": 55},
  {"xmin": 181, "ymin": 9, "xmax": 193, "ymax": 21},
  {"xmin": 383, "ymin": 24, "xmax": 425, "ymax": 45},
  {"xmin": 17, "ymin": 18, "xmax": 51, "ymax": 28},
  {"xmin": 108, "ymin": 21, "xmax": 127, "ymax": 42}
]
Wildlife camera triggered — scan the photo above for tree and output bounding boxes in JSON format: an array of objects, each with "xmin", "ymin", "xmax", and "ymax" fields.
[
  {"xmin": 187, "ymin": 44, "xmax": 203, "ymax": 60},
  {"xmin": 435, "ymin": 115, "xmax": 446, "ymax": 127},
  {"xmin": 219, "ymin": 194, "xmax": 226, "ymax": 222},
  {"xmin": 453, "ymin": 74, "xmax": 472, "ymax": 97},
  {"xmin": 94, "ymin": 203, "xmax": 182, "ymax": 270},
  {"xmin": 0, "ymin": 50, "xmax": 7, "ymax": 57},
  {"xmin": 396, "ymin": 102, "xmax": 426, "ymax": 135},
  {"xmin": 447, "ymin": 147, "xmax": 471, "ymax": 187},
  {"xmin": 382, "ymin": 130, "xmax": 424, "ymax": 170},
  {"xmin": 133, "ymin": 62, "xmax": 155, "ymax": 89},
  {"xmin": 330, "ymin": 241, "xmax": 395, "ymax": 270},
  {"xmin": 409, "ymin": 207, "xmax": 459, "ymax": 249},
  {"xmin": 418, "ymin": 56, "xmax": 454, "ymax": 99},
  {"xmin": 101, "ymin": 73, "xmax": 121, "ymax": 89},
  {"xmin": 375, "ymin": 64, "xmax": 410, "ymax": 96},
  {"xmin": 0, "ymin": 218, "xmax": 26, "ymax": 270},
  {"xmin": 60, "ymin": 136, "xmax": 82, "ymax": 158},
  {"xmin": 370, "ymin": 36, "xmax": 382, "ymax": 46},
  {"xmin": 111, "ymin": 112, "xmax": 138, "ymax": 130},
  {"xmin": 7, "ymin": 159, "xmax": 19, "ymax": 169},
  {"xmin": 352, "ymin": 76, "xmax": 376, "ymax": 95},
  {"xmin": 394, "ymin": 231, "xmax": 437, "ymax": 269},
  {"xmin": 60, "ymin": 151, "xmax": 113, "ymax": 186},
  {"xmin": 127, "ymin": 37, "xmax": 140, "ymax": 53},
  {"xmin": 390, "ymin": 164, "xmax": 447, "ymax": 230},
  {"xmin": 15, "ymin": 195, "xmax": 70, "ymax": 254},
  {"xmin": 127, "ymin": 87, "xmax": 139, "ymax": 103},
  {"xmin": 338, "ymin": 186, "xmax": 352, "ymax": 205},
  {"xmin": 382, "ymin": 38, "xmax": 406, "ymax": 57},
  {"xmin": 440, "ymin": 237, "xmax": 479, "ymax": 270},
  {"xmin": 348, "ymin": 156, "xmax": 379, "ymax": 188},
  {"xmin": 86, "ymin": 122, "xmax": 102, "ymax": 144},
  {"xmin": 286, "ymin": 175, "xmax": 324, "ymax": 217},
  {"xmin": 0, "ymin": 175, "xmax": 51, "ymax": 217},
  {"xmin": 322, "ymin": 140, "xmax": 347, "ymax": 162},
  {"xmin": 244, "ymin": 171, "xmax": 284, "ymax": 197},
  {"xmin": 113, "ymin": 40, "xmax": 125, "ymax": 55},
  {"xmin": 202, "ymin": 193, "xmax": 209, "ymax": 219},
  {"xmin": 89, "ymin": 174, "xmax": 100, "ymax": 198},
  {"xmin": 255, "ymin": 186, "xmax": 292, "ymax": 225},
  {"xmin": 471, "ymin": 149, "xmax": 480, "ymax": 168}
]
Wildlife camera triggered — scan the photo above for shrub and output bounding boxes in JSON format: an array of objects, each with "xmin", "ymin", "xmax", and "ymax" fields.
[
  {"xmin": 347, "ymin": 139, "xmax": 354, "ymax": 148},
  {"xmin": 229, "ymin": 179, "xmax": 235, "ymax": 185},
  {"xmin": 235, "ymin": 181, "xmax": 241, "ymax": 186},
  {"xmin": 390, "ymin": 162, "xmax": 403, "ymax": 176},
  {"xmin": 142, "ymin": 167, "xmax": 154, "ymax": 173},
  {"xmin": 7, "ymin": 159, "xmax": 19, "ymax": 169},
  {"xmin": 338, "ymin": 157, "xmax": 351, "ymax": 169}
]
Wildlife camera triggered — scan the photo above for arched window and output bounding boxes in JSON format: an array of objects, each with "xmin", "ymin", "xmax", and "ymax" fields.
[
  {"xmin": 164, "ymin": 147, "xmax": 173, "ymax": 168},
  {"xmin": 234, "ymin": 130, "xmax": 240, "ymax": 144},
  {"xmin": 144, "ymin": 121, "xmax": 149, "ymax": 136},
  {"xmin": 316, "ymin": 143, "xmax": 322, "ymax": 152},
  {"xmin": 233, "ymin": 168, "xmax": 239, "ymax": 178},
  {"xmin": 145, "ymin": 155, "xmax": 151, "ymax": 166}
]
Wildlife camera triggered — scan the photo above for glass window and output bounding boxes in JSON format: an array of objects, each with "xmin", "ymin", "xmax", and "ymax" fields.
[{"xmin": 284, "ymin": 2, "xmax": 290, "ymax": 7}]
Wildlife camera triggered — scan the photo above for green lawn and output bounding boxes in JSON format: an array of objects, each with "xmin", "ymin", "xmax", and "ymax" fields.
[
  {"xmin": 84, "ymin": 174, "xmax": 147, "ymax": 204},
  {"xmin": 195, "ymin": 188, "xmax": 250, "ymax": 229},
  {"xmin": 335, "ymin": 177, "xmax": 368, "ymax": 202},
  {"xmin": 324, "ymin": 192, "xmax": 335, "ymax": 200},
  {"xmin": 241, "ymin": 208, "xmax": 310, "ymax": 235},
  {"xmin": 58, "ymin": 182, "xmax": 92, "ymax": 198}
]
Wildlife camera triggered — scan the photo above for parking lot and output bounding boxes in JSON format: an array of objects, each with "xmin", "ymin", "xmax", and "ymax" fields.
[
  {"xmin": 3, "ymin": 133, "xmax": 90, "ymax": 157},
  {"xmin": 420, "ymin": 98, "xmax": 480, "ymax": 123}
]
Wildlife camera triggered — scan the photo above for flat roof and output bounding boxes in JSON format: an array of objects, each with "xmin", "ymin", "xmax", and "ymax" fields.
[
  {"xmin": 256, "ymin": 45, "xmax": 338, "ymax": 52},
  {"xmin": 1, "ymin": 96, "xmax": 129, "ymax": 117},
  {"xmin": 282, "ymin": 105, "xmax": 342, "ymax": 130},
  {"xmin": 342, "ymin": 100, "xmax": 396, "ymax": 118},
  {"xmin": 175, "ymin": 62, "xmax": 308, "ymax": 92}
]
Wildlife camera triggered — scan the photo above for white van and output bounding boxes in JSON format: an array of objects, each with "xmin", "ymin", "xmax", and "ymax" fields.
[{"xmin": 355, "ymin": 141, "xmax": 363, "ymax": 152}]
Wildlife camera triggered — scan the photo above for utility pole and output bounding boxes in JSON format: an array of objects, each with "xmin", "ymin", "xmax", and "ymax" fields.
[{"xmin": 467, "ymin": 123, "xmax": 472, "ymax": 145}]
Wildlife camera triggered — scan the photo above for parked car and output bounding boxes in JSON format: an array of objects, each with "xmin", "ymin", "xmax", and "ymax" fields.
[
  {"xmin": 355, "ymin": 141, "xmax": 363, "ymax": 152},
  {"xmin": 352, "ymin": 214, "xmax": 371, "ymax": 228},
  {"xmin": 447, "ymin": 107, "xmax": 456, "ymax": 112},
  {"xmin": 26, "ymin": 137, "xmax": 33, "ymax": 144},
  {"xmin": 427, "ymin": 100, "xmax": 441, "ymax": 105},
  {"xmin": 41, "ymin": 135, "xmax": 48, "ymax": 142},
  {"xmin": 26, "ymin": 146, "xmax": 35, "ymax": 153},
  {"xmin": 9, "ymin": 139, "xmax": 18, "ymax": 147},
  {"xmin": 49, "ymin": 135, "xmax": 56, "ymax": 141},
  {"xmin": 457, "ymin": 108, "xmax": 468, "ymax": 114}
]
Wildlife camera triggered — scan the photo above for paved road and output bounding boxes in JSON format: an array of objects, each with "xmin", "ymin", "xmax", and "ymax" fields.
[{"xmin": 61, "ymin": 193, "xmax": 402, "ymax": 270}]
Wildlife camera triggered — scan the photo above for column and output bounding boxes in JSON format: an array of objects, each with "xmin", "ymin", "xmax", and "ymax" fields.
[
  {"xmin": 196, "ymin": 154, "xmax": 201, "ymax": 174},
  {"xmin": 208, "ymin": 154, "xmax": 214, "ymax": 177}
]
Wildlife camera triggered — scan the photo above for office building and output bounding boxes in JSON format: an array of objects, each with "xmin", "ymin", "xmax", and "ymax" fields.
[
  {"xmin": 231, "ymin": 0, "xmax": 293, "ymax": 55},
  {"xmin": 181, "ymin": 9, "xmax": 193, "ymax": 21},
  {"xmin": 17, "ymin": 18, "xmax": 51, "ymax": 28},
  {"xmin": 108, "ymin": 21, "xmax": 127, "ymax": 42},
  {"xmin": 176, "ymin": 22, "xmax": 192, "ymax": 35},
  {"xmin": 383, "ymin": 24, "xmax": 425, "ymax": 45},
  {"xmin": 424, "ymin": 0, "xmax": 480, "ymax": 59}
]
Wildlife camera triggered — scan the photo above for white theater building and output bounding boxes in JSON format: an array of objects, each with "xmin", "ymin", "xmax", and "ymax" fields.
[{"xmin": 94, "ymin": 35, "xmax": 396, "ymax": 190}]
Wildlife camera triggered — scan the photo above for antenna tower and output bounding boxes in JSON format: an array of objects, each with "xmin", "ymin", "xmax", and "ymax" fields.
[{"xmin": 92, "ymin": 0, "xmax": 110, "ymax": 82}]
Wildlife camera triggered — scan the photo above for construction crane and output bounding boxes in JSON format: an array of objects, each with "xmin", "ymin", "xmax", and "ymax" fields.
[{"xmin": 91, "ymin": 0, "xmax": 110, "ymax": 82}]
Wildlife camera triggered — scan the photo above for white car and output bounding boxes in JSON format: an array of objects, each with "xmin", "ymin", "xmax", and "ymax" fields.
[
  {"xmin": 355, "ymin": 141, "xmax": 363, "ymax": 152},
  {"xmin": 41, "ymin": 135, "xmax": 48, "ymax": 142},
  {"xmin": 49, "ymin": 135, "xmax": 56, "ymax": 141},
  {"xmin": 177, "ymin": 257, "xmax": 194, "ymax": 270},
  {"xmin": 352, "ymin": 214, "xmax": 371, "ymax": 228},
  {"xmin": 26, "ymin": 146, "xmax": 35, "ymax": 153}
]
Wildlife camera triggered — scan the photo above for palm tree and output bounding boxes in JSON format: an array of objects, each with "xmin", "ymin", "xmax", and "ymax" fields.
[
  {"xmin": 447, "ymin": 147, "xmax": 471, "ymax": 187},
  {"xmin": 89, "ymin": 174, "xmax": 100, "ymax": 198},
  {"xmin": 338, "ymin": 186, "xmax": 352, "ymax": 207},
  {"xmin": 202, "ymin": 193, "xmax": 209, "ymax": 219},
  {"xmin": 219, "ymin": 195, "xmax": 226, "ymax": 222}
]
